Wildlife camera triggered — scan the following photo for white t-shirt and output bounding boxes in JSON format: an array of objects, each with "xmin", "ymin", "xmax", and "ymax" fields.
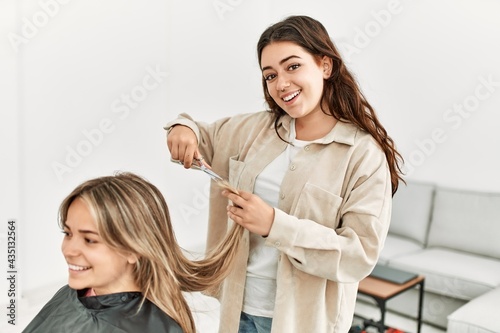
[{"xmin": 242, "ymin": 119, "xmax": 313, "ymax": 317}]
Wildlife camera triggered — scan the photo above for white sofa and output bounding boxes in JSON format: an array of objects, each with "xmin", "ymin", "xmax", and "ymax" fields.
[{"xmin": 357, "ymin": 180, "xmax": 500, "ymax": 332}]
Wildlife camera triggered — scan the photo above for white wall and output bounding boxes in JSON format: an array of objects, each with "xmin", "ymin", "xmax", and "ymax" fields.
[
  {"xmin": 0, "ymin": 0, "xmax": 499, "ymax": 309},
  {"xmin": 2, "ymin": 0, "xmax": 173, "ymax": 298},
  {"xmin": 167, "ymin": 0, "xmax": 500, "ymax": 192}
]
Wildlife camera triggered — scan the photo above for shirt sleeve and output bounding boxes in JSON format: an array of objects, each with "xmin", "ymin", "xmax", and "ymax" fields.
[{"xmin": 164, "ymin": 112, "xmax": 236, "ymax": 167}]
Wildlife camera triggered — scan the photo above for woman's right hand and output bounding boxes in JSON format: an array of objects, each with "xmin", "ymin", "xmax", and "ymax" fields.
[{"xmin": 166, "ymin": 125, "xmax": 202, "ymax": 168}]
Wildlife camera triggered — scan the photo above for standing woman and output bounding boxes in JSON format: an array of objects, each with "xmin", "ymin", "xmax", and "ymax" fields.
[{"xmin": 166, "ymin": 15, "xmax": 404, "ymax": 333}]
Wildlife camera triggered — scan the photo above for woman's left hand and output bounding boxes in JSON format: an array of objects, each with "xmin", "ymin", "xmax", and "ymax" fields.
[{"xmin": 222, "ymin": 190, "xmax": 274, "ymax": 236}]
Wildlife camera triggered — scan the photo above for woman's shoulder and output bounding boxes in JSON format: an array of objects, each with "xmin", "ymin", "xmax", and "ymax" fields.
[
  {"xmin": 21, "ymin": 285, "xmax": 78, "ymax": 332},
  {"xmin": 119, "ymin": 297, "xmax": 184, "ymax": 333},
  {"xmin": 39, "ymin": 285, "xmax": 74, "ymax": 308},
  {"xmin": 330, "ymin": 120, "xmax": 378, "ymax": 148},
  {"xmin": 332, "ymin": 121, "xmax": 386, "ymax": 165},
  {"xmin": 215, "ymin": 110, "xmax": 276, "ymax": 139},
  {"xmin": 228, "ymin": 110, "xmax": 274, "ymax": 125}
]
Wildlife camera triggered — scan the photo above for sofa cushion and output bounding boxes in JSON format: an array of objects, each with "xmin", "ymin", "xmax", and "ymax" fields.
[
  {"xmin": 427, "ymin": 187, "xmax": 500, "ymax": 259},
  {"xmin": 378, "ymin": 234, "xmax": 423, "ymax": 264},
  {"xmin": 447, "ymin": 287, "xmax": 500, "ymax": 333},
  {"xmin": 388, "ymin": 247, "xmax": 500, "ymax": 301},
  {"xmin": 389, "ymin": 181, "xmax": 435, "ymax": 246}
]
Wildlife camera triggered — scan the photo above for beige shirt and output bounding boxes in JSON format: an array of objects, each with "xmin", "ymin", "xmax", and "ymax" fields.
[{"xmin": 165, "ymin": 111, "xmax": 392, "ymax": 333}]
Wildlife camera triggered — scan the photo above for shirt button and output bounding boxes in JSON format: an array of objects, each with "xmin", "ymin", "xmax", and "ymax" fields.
[
  {"xmin": 280, "ymin": 193, "xmax": 285, "ymax": 200},
  {"xmin": 290, "ymin": 164, "xmax": 296, "ymax": 171},
  {"xmin": 304, "ymin": 145, "xmax": 310, "ymax": 151},
  {"xmin": 275, "ymin": 241, "xmax": 281, "ymax": 247}
]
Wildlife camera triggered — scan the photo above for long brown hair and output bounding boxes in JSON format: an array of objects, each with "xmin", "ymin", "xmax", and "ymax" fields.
[
  {"xmin": 257, "ymin": 15, "xmax": 404, "ymax": 194},
  {"xmin": 59, "ymin": 172, "xmax": 242, "ymax": 333}
]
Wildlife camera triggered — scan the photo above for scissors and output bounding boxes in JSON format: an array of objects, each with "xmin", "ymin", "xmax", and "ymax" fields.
[{"xmin": 173, "ymin": 158, "xmax": 239, "ymax": 194}]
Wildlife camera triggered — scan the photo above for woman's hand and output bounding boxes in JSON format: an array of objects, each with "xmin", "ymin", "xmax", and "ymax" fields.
[
  {"xmin": 167, "ymin": 125, "xmax": 203, "ymax": 168},
  {"xmin": 222, "ymin": 190, "xmax": 275, "ymax": 236}
]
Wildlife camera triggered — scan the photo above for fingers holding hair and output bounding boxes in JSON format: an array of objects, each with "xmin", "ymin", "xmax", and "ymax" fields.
[{"xmin": 222, "ymin": 190, "xmax": 274, "ymax": 236}]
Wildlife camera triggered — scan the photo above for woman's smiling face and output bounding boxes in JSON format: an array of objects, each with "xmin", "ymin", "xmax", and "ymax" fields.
[
  {"xmin": 261, "ymin": 41, "xmax": 332, "ymax": 121},
  {"xmin": 61, "ymin": 198, "xmax": 138, "ymax": 295}
]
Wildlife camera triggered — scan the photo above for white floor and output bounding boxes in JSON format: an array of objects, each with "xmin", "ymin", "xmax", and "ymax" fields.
[{"xmin": 1, "ymin": 282, "xmax": 445, "ymax": 333}]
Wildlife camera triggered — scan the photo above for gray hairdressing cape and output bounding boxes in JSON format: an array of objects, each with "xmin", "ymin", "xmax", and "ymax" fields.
[{"xmin": 22, "ymin": 285, "xmax": 183, "ymax": 333}]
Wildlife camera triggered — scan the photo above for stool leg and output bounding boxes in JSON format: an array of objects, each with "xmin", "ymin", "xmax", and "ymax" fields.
[
  {"xmin": 372, "ymin": 298, "xmax": 387, "ymax": 333},
  {"xmin": 417, "ymin": 280, "xmax": 425, "ymax": 333}
]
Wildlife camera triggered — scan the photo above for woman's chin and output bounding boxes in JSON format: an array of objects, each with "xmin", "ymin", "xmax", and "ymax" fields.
[{"xmin": 67, "ymin": 280, "xmax": 89, "ymax": 291}]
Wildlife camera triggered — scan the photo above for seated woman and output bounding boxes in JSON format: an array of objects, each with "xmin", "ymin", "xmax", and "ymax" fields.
[{"xmin": 22, "ymin": 172, "xmax": 243, "ymax": 333}]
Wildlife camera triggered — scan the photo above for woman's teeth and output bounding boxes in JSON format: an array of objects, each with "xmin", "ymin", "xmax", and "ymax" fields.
[
  {"xmin": 69, "ymin": 264, "xmax": 91, "ymax": 271},
  {"xmin": 283, "ymin": 90, "xmax": 301, "ymax": 102}
]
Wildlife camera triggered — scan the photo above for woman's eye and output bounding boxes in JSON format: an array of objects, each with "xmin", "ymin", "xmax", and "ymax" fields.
[
  {"xmin": 85, "ymin": 238, "xmax": 98, "ymax": 244},
  {"xmin": 264, "ymin": 73, "xmax": 276, "ymax": 81},
  {"xmin": 288, "ymin": 64, "xmax": 300, "ymax": 71},
  {"xmin": 62, "ymin": 230, "xmax": 71, "ymax": 237}
]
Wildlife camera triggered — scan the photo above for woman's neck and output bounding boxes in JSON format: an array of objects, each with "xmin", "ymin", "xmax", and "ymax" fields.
[
  {"xmin": 294, "ymin": 113, "xmax": 337, "ymax": 141},
  {"xmin": 84, "ymin": 288, "xmax": 97, "ymax": 297}
]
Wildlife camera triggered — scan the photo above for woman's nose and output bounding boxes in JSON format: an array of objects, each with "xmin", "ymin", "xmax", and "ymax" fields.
[
  {"xmin": 62, "ymin": 237, "xmax": 80, "ymax": 257},
  {"xmin": 276, "ymin": 76, "xmax": 290, "ymax": 92}
]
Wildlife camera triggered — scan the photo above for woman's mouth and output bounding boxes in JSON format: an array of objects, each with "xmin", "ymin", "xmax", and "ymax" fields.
[
  {"xmin": 282, "ymin": 90, "xmax": 301, "ymax": 103},
  {"xmin": 68, "ymin": 264, "xmax": 91, "ymax": 271}
]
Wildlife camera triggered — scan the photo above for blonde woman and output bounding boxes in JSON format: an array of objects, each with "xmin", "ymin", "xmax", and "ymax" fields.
[{"xmin": 22, "ymin": 172, "xmax": 242, "ymax": 333}]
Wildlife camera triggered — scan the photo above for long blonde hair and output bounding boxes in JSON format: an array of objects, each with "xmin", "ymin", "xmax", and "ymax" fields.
[{"xmin": 58, "ymin": 172, "xmax": 242, "ymax": 333}]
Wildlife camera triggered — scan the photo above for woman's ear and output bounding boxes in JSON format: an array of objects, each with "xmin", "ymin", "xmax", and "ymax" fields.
[
  {"xmin": 126, "ymin": 253, "xmax": 139, "ymax": 265},
  {"xmin": 322, "ymin": 56, "xmax": 333, "ymax": 78}
]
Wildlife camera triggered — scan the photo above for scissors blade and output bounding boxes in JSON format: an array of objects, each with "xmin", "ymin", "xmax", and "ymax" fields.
[
  {"xmin": 199, "ymin": 164, "xmax": 223, "ymax": 182},
  {"xmin": 198, "ymin": 163, "xmax": 239, "ymax": 194},
  {"xmin": 172, "ymin": 159, "xmax": 239, "ymax": 194}
]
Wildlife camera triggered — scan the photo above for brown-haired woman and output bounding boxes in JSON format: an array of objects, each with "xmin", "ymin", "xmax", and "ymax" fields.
[
  {"xmin": 22, "ymin": 172, "xmax": 242, "ymax": 333},
  {"xmin": 166, "ymin": 15, "xmax": 404, "ymax": 333}
]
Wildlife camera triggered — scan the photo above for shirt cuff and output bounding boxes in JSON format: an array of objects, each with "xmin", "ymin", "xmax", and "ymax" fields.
[{"xmin": 265, "ymin": 208, "xmax": 299, "ymax": 251}]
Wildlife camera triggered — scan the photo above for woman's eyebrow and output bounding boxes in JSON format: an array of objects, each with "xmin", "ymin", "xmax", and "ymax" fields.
[
  {"xmin": 79, "ymin": 230, "xmax": 99, "ymax": 235},
  {"xmin": 261, "ymin": 55, "xmax": 302, "ymax": 71},
  {"xmin": 63, "ymin": 223, "xmax": 98, "ymax": 235}
]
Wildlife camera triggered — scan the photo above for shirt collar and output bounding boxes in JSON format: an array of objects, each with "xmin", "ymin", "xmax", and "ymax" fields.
[
  {"xmin": 274, "ymin": 114, "xmax": 358, "ymax": 146},
  {"xmin": 323, "ymin": 120, "xmax": 358, "ymax": 146},
  {"xmin": 77, "ymin": 288, "xmax": 142, "ymax": 310}
]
